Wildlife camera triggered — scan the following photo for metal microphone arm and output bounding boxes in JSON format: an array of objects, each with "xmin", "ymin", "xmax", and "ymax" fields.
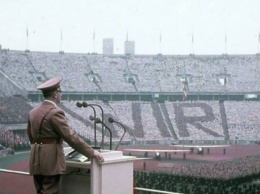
[
  {"xmin": 76, "ymin": 102, "xmax": 97, "ymax": 147},
  {"xmin": 83, "ymin": 102, "xmax": 105, "ymax": 149},
  {"xmin": 95, "ymin": 118, "xmax": 112, "ymax": 150},
  {"xmin": 108, "ymin": 117, "xmax": 126, "ymax": 150}
]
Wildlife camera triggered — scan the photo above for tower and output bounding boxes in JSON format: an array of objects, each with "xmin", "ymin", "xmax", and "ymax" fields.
[
  {"xmin": 103, "ymin": 38, "xmax": 114, "ymax": 55},
  {"xmin": 124, "ymin": 41, "xmax": 135, "ymax": 55}
]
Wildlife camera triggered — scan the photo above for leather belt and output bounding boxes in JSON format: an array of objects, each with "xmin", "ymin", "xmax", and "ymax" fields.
[{"xmin": 32, "ymin": 138, "xmax": 60, "ymax": 144}]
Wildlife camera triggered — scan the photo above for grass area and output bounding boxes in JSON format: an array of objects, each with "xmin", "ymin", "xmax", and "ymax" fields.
[{"xmin": 0, "ymin": 152, "xmax": 30, "ymax": 169}]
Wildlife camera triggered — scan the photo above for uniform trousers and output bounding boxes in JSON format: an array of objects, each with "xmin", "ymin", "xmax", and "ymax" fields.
[{"xmin": 33, "ymin": 174, "xmax": 60, "ymax": 194}]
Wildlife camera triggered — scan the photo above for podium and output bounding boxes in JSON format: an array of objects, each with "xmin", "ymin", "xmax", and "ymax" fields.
[{"xmin": 60, "ymin": 149, "xmax": 137, "ymax": 194}]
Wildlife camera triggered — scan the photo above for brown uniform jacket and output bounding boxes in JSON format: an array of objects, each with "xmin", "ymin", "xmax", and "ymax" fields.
[{"xmin": 27, "ymin": 101, "xmax": 94, "ymax": 175}]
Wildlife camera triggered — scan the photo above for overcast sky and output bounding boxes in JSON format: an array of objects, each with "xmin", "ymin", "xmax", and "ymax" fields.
[{"xmin": 1, "ymin": 0, "xmax": 260, "ymax": 55}]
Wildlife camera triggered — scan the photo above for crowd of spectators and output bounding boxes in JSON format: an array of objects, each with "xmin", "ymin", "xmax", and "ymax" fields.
[
  {"xmin": 0, "ymin": 51, "xmax": 37, "ymax": 91},
  {"xmin": 0, "ymin": 125, "xmax": 30, "ymax": 151},
  {"xmin": 166, "ymin": 101, "xmax": 225, "ymax": 141},
  {"xmin": 1, "ymin": 51, "xmax": 260, "ymax": 146},
  {"xmin": 58, "ymin": 100, "xmax": 260, "ymax": 143},
  {"xmin": 151, "ymin": 103, "xmax": 171, "ymax": 137},
  {"xmin": 225, "ymin": 101, "xmax": 260, "ymax": 141},
  {"xmin": 1, "ymin": 96, "xmax": 260, "ymax": 150},
  {"xmin": 1, "ymin": 51, "xmax": 260, "ymax": 93},
  {"xmin": 0, "ymin": 96, "xmax": 32, "ymax": 124},
  {"xmin": 0, "ymin": 126, "xmax": 13, "ymax": 148},
  {"xmin": 0, "ymin": 96, "xmax": 32, "ymax": 151}
]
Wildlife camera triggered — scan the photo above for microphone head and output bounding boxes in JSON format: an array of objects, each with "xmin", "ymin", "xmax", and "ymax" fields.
[
  {"xmin": 108, "ymin": 117, "xmax": 114, "ymax": 123},
  {"xmin": 76, "ymin": 102, "xmax": 82, "ymax": 107},
  {"xmin": 82, "ymin": 101, "xmax": 88, "ymax": 107},
  {"xmin": 89, "ymin": 115, "xmax": 95, "ymax": 121},
  {"xmin": 95, "ymin": 118, "xmax": 101, "ymax": 123}
]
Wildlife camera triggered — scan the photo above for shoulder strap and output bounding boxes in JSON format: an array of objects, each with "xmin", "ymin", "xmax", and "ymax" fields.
[{"xmin": 37, "ymin": 108, "xmax": 55, "ymax": 138}]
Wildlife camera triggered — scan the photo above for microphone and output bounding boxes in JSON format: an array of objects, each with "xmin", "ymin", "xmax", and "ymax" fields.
[
  {"xmin": 84, "ymin": 102, "xmax": 105, "ymax": 149},
  {"xmin": 76, "ymin": 101, "xmax": 98, "ymax": 147},
  {"xmin": 108, "ymin": 117, "xmax": 126, "ymax": 150},
  {"xmin": 94, "ymin": 118, "xmax": 112, "ymax": 150},
  {"xmin": 90, "ymin": 118, "xmax": 104, "ymax": 126},
  {"xmin": 77, "ymin": 101, "xmax": 105, "ymax": 149},
  {"xmin": 82, "ymin": 101, "xmax": 88, "ymax": 107},
  {"xmin": 76, "ymin": 102, "xmax": 82, "ymax": 107},
  {"xmin": 89, "ymin": 115, "xmax": 95, "ymax": 121},
  {"xmin": 108, "ymin": 117, "xmax": 115, "ymax": 123},
  {"xmin": 89, "ymin": 116, "xmax": 102, "ymax": 124},
  {"xmin": 76, "ymin": 101, "xmax": 88, "ymax": 108},
  {"xmin": 95, "ymin": 118, "xmax": 102, "ymax": 124}
]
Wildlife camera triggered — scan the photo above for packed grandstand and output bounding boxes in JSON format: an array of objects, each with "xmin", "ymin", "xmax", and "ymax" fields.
[{"xmin": 0, "ymin": 50, "xmax": 260, "ymax": 193}]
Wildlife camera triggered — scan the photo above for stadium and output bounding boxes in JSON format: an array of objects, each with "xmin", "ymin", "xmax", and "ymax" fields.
[{"xmin": 0, "ymin": 48, "xmax": 260, "ymax": 194}]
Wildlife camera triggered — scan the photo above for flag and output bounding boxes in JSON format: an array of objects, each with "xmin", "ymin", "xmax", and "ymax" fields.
[
  {"xmin": 192, "ymin": 34, "xmax": 194, "ymax": 43},
  {"xmin": 26, "ymin": 27, "xmax": 28, "ymax": 37},
  {"xmin": 126, "ymin": 31, "xmax": 128, "ymax": 41},
  {"xmin": 93, "ymin": 30, "xmax": 95, "ymax": 40}
]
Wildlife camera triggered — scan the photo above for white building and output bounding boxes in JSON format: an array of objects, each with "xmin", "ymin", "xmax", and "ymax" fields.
[{"xmin": 103, "ymin": 38, "xmax": 114, "ymax": 55}]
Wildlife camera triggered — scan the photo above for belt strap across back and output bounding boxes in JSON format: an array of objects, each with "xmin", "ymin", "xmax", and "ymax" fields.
[{"xmin": 32, "ymin": 137, "xmax": 59, "ymax": 144}]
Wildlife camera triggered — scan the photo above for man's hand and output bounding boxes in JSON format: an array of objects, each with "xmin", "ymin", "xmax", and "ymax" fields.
[{"xmin": 93, "ymin": 150, "xmax": 104, "ymax": 163}]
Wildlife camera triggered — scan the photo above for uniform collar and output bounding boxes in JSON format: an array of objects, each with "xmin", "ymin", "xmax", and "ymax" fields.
[{"xmin": 44, "ymin": 100, "xmax": 57, "ymax": 108}]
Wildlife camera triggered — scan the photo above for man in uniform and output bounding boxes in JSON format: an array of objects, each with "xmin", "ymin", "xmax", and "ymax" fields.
[{"xmin": 27, "ymin": 77, "xmax": 104, "ymax": 194}]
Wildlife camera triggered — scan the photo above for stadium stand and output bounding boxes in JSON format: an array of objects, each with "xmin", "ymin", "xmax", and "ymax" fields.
[
  {"xmin": 1, "ymin": 97, "xmax": 260, "ymax": 148},
  {"xmin": 1, "ymin": 51, "xmax": 260, "ymax": 93},
  {"xmin": 1, "ymin": 50, "xmax": 260, "ymax": 194},
  {"xmin": 0, "ymin": 50, "xmax": 260, "ymax": 145}
]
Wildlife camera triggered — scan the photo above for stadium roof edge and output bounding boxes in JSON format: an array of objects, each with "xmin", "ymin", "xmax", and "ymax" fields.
[{"xmin": 5, "ymin": 49, "xmax": 260, "ymax": 57}]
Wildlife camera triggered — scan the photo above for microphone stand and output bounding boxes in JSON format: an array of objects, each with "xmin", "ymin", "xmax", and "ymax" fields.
[
  {"xmin": 108, "ymin": 117, "xmax": 126, "ymax": 150},
  {"xmin": 83, "ymin": 102, "xmax": 105, "ymax": 149},
  {"xmin": 95, "ymin": 118, "xmax": 112, "ymax": 150},
  {"xmin": 76, "ymin": 102, "xmax": 97, "ymax": 147}
]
